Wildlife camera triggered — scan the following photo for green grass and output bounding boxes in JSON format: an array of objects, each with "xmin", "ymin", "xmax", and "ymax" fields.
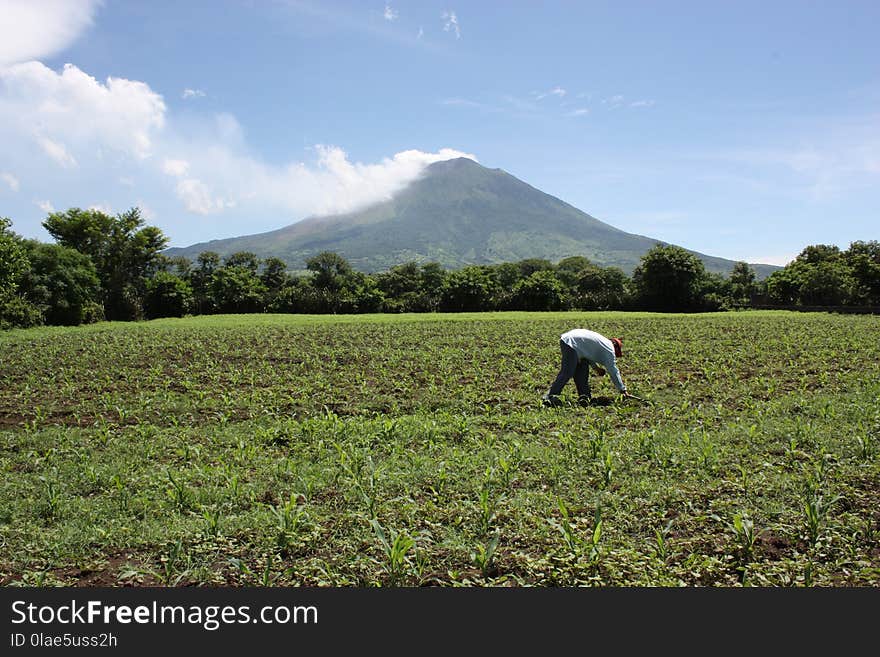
[{"xmin": 1, "ymin": 310, "xmax": 878, "ymax": 586}]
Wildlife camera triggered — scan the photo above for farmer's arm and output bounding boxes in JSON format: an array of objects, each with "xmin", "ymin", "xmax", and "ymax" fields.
[{"xmin": 601, "ymin": 354, "xmax": 627, "ymax": 394}]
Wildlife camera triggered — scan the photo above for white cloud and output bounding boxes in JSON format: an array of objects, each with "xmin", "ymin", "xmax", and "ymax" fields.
[
  {"xmin": 442, "ymin": 11, "xmax": 460, "ymax": 38},
  {"xmin": 163, "ymin": 159, "xmax": 190, "ymax": 177},
  {"xmin": 741, "ymin": 253, "xmax": 797, "ymax": 267},
  {"xmin": 1, "ymin": 59, "xmax": 475, "ymax": 243},
  {"xmin": 384, "ymin": 4, "xmax": 398, "ymax": 21},
  {"xmin": 1, "ymin": 172, "xmax": 19, "ymax": 191},
  {"xmin": 442, "ymin": 97, "xmax": 495, "ymax": 111},
  {"xmin": 136, "ymin": 202, "xmax": 156, "ymax": 221},
  {"xmin": 0, "ymin": 0, "xmax": 102, "ymax": 66},
  {"xmin": 417, "ymin": 26, "xmax": 424, "ymax": 39},
  {"xmin": 536, "ymin": 86, "xmax": 567, "ymax": 101},
  {"xmin": 174, "ymin": 178, "xmax": 235, "ymax": 215},
  {"xmin": 0, "ymin": 62, "xmax": 167, "ymax": 162},
  {"xmin": 88, "ymin": 202, "xmax": 113, "ymax": 214},
  {"xmin": 160, "ymin": 143, "xmax": 474, "ymax": 222},
  {"xmin": 713, "ymin": 117, "xmax": 880, "ymax": 201},
  {"xmin": 319, "ymin": 145, "xmax": 475, "ymax": 208},
  {"xmin": 568, "ymin": 108, "xmax": 590, "ymax": 117},
  {"xmin": 630, "ymin": 100, "xmax": 655, "ymax": 108},
  {"xmin": 603, "ymin": 95, "xmax": 625, "ymax": 108},
  {"xmin": 36, "ymin": 200, "xmax": 55, "ymax": 213},
  {"xmin": 38, "ymin": 136, "xmax": 77, "ymax": 168},
  {"xmin": 182, "ymin": 88, "xmax": 206, "ymax": 99},
  {"xmin": 161, "ymin": 157, "xmax": 231, "ymax": 214}
]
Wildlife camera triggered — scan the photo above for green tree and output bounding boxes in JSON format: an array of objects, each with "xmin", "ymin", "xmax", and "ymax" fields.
[
  {"xmin": 224, "ymin": 251, "xmax": 261, "ymax": 274},
  {"xmin": 0, "ymin": 218, "xmax": 41, "ymax": 329},
  {"xmin": 516, "ymin": 258, "xmax": 554, "ymax": 278},
  {"xmin": 728, "ymin": 261, "xmax": 757, "ymax": 305},
  {"xmin": 844, "ymin": 240, "xmax": 880, "ymax": 305},
  {"xmin": 0, "ymin": 218, "xmax": 27, "ymax": 294},
  {"xmin": 335, "ymin": 272, "xmax": 384, "ymax": 314},
  {"xmin": 260, "ymin": 257, "xmax": 290, "ymax": 290},
  {"xmin": 260, "ymin": 257, "xmax": 291, "ymax": 310},
  {"xmin": 19, "ymin": 241, "xmax": 102, "ymax": 325},
  {"xmin": 375, "ymin": 261, "xmax": 423, "ymax": 312},
  {"xmin": 210, "ymin": 266, "xmax": 267, "ymax": 314},
  {"xmin": 765, "ymin": 246, "xmax": 860, "ymax": 307},
  {"xmin": 440, "ymin": 266, "xmax": 499, "ymax": 312},
  {"xmin": 43, "ymin": 207, "xmax": 169, "ymax": 320},
  {"xmin": 157, "ymin": 254, "xmax": 192, "ymax": 278},
  {"xmin": 795, "ymin": 244, "xmax": 842, "ymax": 265},
  {"xmin": 306, "ymin": 251, "xmax": 353, "ymax": 293},
  {"xmin": 144, "ymin": 272, "xmax": 193, "ymax": 318},
  {"xmin": 798, "ymin": 260, "xmax": 854, "ymax": 306},
  {"xmin": 417, "ymin": 262, "xmax": 447, "ymax": 312},
  {"xmin": 188, "ymin": 251, "xmax": 221, "ymax": 314},
  {"xmin": 509, "ymin": 270, "xmax": 566, "ymax": 311},
  {"xmin": 632, "ymin": 244, "xmax": 707, "ymax": 311},
  {"xmin": 698, "ymin": 271, "xmax": 732, "ymax": 311},
  {"xmin": 765, "ymin": 266, "xmax": 802, "ymax": 305},
  {"xmin": 575, "ymin": 265, "xmax": 629, "ymax": 310},
  {"xmin": 555, "ymin": 256, "xmax": 594, "ymax": 289},
  {"xmin": 488, "ymin": 262, "xmax": 522, "ymax": 290}
]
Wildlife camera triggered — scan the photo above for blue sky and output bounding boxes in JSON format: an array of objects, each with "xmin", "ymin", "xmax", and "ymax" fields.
[{"xmin": 1, "ymin": 1, "xmax": 878, "ymax": 266}]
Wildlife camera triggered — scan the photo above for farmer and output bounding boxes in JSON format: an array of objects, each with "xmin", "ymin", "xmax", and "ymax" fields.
[{"xmin": 542, "ymin": 329, "xmax": 629, "ymax": 407}]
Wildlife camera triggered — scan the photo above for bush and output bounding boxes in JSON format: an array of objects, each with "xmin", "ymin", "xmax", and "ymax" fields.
[
  {"xmin": 145, "ymin": 273, "xmax": 194, "ymax": 318},
  {"xmin": 0, "ymin": 296, "xmax": 43, "ymax": 330}
]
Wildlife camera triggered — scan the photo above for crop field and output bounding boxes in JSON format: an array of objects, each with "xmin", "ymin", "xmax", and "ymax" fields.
[{"xmin": 0, "ymin": 310, "xmax": 878, "ymax": 587}]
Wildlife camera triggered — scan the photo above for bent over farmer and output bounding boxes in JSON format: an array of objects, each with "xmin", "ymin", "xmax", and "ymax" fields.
[{"xmin": 542, "ymin": 329, "xmax": 629, "ymax": 407}]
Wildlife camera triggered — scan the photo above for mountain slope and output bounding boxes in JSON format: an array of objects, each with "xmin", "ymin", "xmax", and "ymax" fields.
[{"xmin": 165, "ymin": 157, "xmax": 779, "ymax": 278}]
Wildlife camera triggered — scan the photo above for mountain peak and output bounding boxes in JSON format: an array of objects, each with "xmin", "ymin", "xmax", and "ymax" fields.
[
  {"xmin": 424, "ymin": 156, "xmax": 490, "ymax": 173},
  {"xmin": 164, "ymin": 159, "xmax": 780, "ymax": 278}
]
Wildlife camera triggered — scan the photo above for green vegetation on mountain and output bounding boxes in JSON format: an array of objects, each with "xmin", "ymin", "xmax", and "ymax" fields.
[{"xmin": 164, "ymin": 158, "xmax": 779, "ymax": 278}]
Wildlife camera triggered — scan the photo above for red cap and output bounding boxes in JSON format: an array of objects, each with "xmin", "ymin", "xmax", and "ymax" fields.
[{"xmin": 611, "ymin": 338, "xmax": 623, "ymax": 357}]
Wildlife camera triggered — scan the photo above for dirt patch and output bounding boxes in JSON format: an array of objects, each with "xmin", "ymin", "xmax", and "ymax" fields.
[
  {"xmin": 756, "ymin": 531, "xmax": 795, "ymax": 560},
  {"xmin": 55, "ymin": 554, "xmax": 163, "ymax": 586}
]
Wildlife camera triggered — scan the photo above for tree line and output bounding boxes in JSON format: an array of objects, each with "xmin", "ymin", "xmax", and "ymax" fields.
[{"xmin": 1, "ymin": 208, "xmax": 877, "ymax": 329}]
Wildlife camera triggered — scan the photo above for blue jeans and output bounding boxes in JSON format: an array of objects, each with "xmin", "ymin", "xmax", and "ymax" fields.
[{"xmin": 546, "ymin": 340, "xmax": 591, "ymax": 400}]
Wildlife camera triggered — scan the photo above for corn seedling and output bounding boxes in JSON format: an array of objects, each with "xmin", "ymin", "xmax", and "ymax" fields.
[
  {"xmin": 730, "ymin": 512, "xmax": 758, "ymax": 582},
  {"xmin": 638, "ymin": 430, "xmax": 656, "ymax": 460},
  {"xmin": 109, "ymin": 474, "xmax": 130, "ymax": 512},
  {"xmin": 653, "ymin": 520, "xmax": 674, "ymax": 562},
  {"xmin": 698, "ymin": 434, "xmax": 718, "ymax": 473},
  {"xmin": 554, "ymin": 499, "xmax": 603, "ymax": 566},
  {"xmin": 803, "ymin": 490, "xmax": 842, "ymax": 548},
  {"xmin": 335, "ymin": 443, "xmax": 380, "ymax": 519},
  {"xmin": 555, "ymin": 498, "xmax": 579, "ymax": 554},
  {"xmin": 269, "ymin": 494, "xmax": 304, "ymax": 552},
  {"xmin": 40, "ymin": 478, "xmax": 62, "ymax": 520},
  {"xmin": 496, "ymin": 456, "xmax": 512, "ymax": 486},
  {"xmin": 228, "ymin": 557, "xmax": 252, "ymax": 579},
  {"xmin": 477, "ymin": 487, "xmax": 498, "ymax": 535},
  {"xmin": 472, "ymin": 533, "xmax": 500, "ymax": 578},
  {"xmin": 165, "ymin": 470, "xmax": 190, "ymax": 511},
  {"xmin": 261, "ymin": 553, "xmax": 278, "ymax": 586},
  {"xmin": 585, "ymin": 508, "xmax": 603, "ymax": 566},
  {"xmin": 202, "ymin": 506, "xmax": 222, "ymax": 536},
  {"xmin": 158, "ymin": 539, "xmax": 189, "ymax": 586},
  {"xmin": 855, "ymin": 426, "xmax": 875, "ymax": 460},
  {"xmin": 599, "ymin": 447, "xmax": 614, "ymax": 488},
  {"xmin": 370, "ymin": 519, "xmax": 415, "ymax": 585},
  {"xmin": 737, "ymin": 464, "xmax": 750, "ymax": 495}
]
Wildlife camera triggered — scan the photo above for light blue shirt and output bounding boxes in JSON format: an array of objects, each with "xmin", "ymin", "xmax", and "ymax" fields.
[{"xmin": 560, "ymin": 329, "xmax": 627, "ymax": 392}]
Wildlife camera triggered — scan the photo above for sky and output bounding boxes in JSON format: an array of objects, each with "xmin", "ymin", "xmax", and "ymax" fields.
[{"xmin": 0, "ymin": 1, "xmax": 878, "ymax": 266}]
